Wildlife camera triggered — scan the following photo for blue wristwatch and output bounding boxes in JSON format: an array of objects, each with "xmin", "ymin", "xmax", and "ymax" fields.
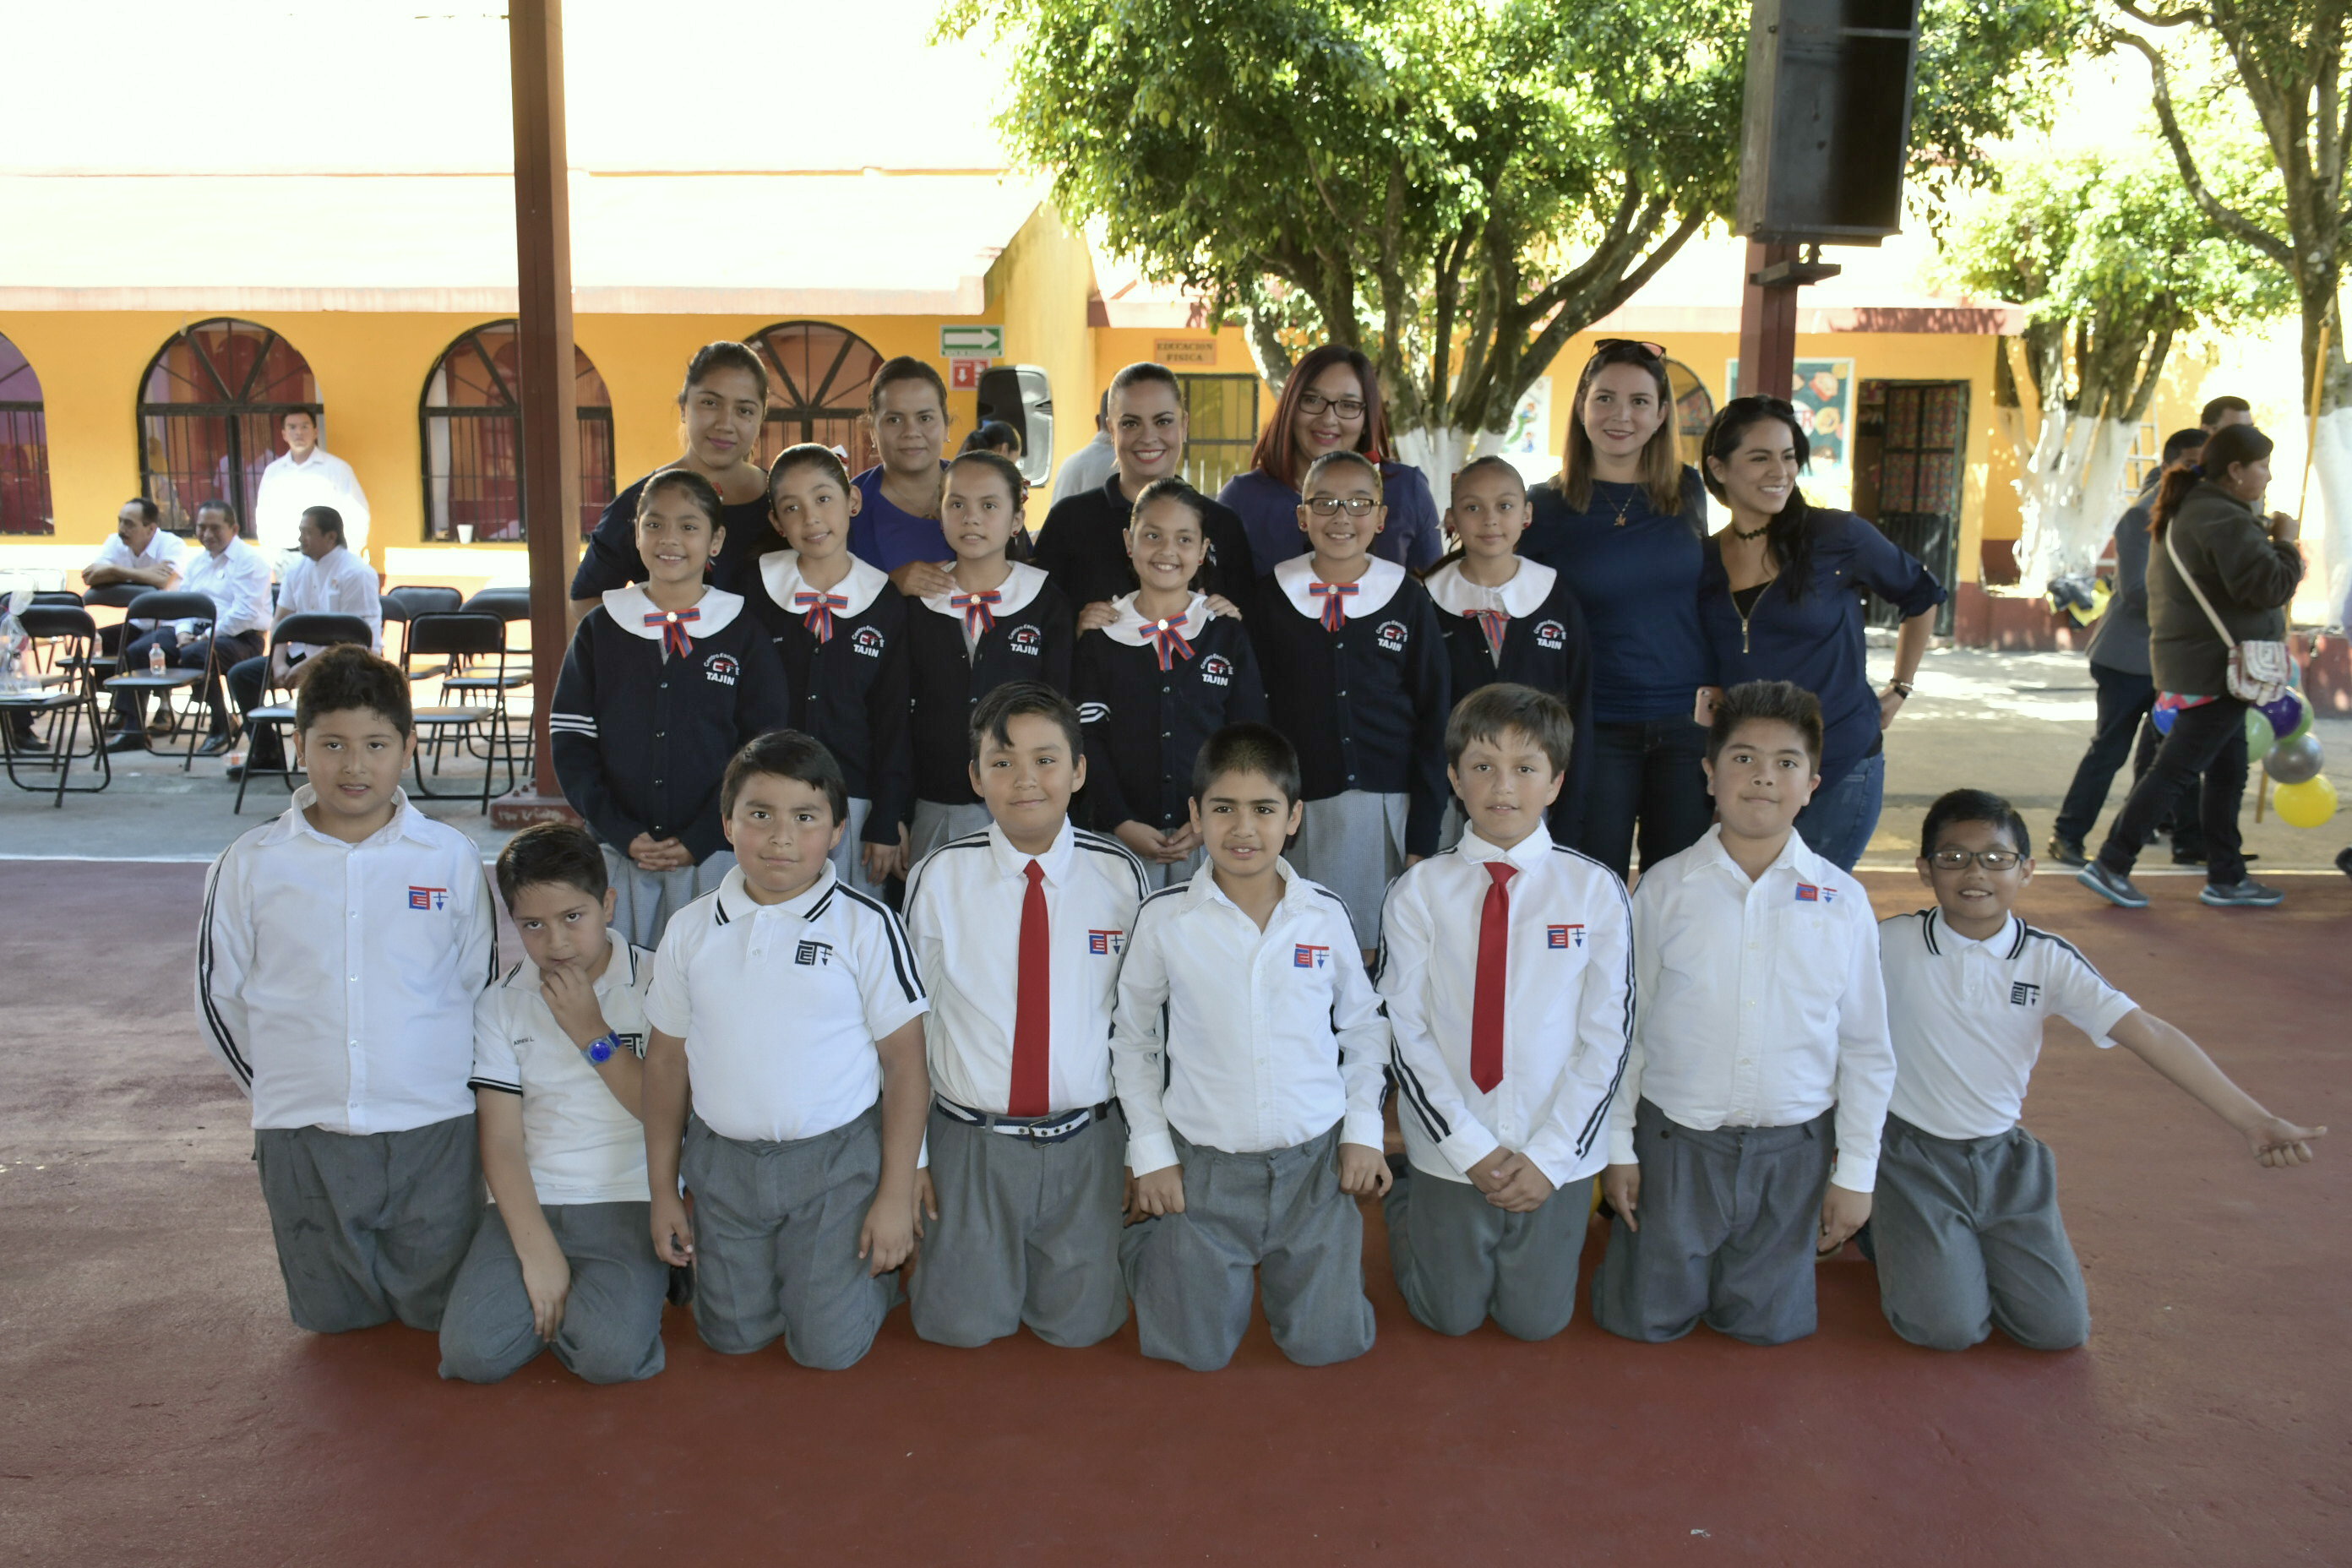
[{"xmin": 582, "ymin": 1030, "xmax": 620, "ymax": 1064}]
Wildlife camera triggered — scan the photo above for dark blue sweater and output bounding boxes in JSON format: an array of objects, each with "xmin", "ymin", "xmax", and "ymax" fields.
[
  {"xmin": 1519, "ymin": 467, "xmax": 1710, "ymax": 725},
  {"xmin": 1219, "ymin": 463, "xmax": 1445, "ymax": 578}
]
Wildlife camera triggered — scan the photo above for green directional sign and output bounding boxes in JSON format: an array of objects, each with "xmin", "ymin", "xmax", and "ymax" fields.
[{"xmin": 940, "ymin": 325, "xmax": 1004, "ymax": 358}]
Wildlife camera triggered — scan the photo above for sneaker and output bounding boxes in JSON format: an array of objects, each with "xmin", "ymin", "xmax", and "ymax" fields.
[
  {"xmin": 2045, "ymin": 834, "xmax": 2088, "ymax": 868},
  {"xmin": 2200, "ymin": 879, "xmax": 2284, "ymax": 908},
  {"xmin": 2077, "ymin": 862, "xmax": 2148, "ymax": 908}
]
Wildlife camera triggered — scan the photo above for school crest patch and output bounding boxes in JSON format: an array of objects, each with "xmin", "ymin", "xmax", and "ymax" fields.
[
  {"xmin": 1293, "ymin": 944, "xmax": 1331, "ymax": 969},
  {"xmin": 1088, "ymin": 929, "xmax": 1126, "ymax": 956},
  {"xmin": 852, "ymin": 626, "xmax": 885, "ymax": 658},
  {"xmin": 1548, "ymin": 923, "xmax": 1584, "ymax": 949},
  {"xmin": 1534, "ymin": 618, "xmax": 1567, "ymax": 651},
  {"xmin": 704, "ymin": 652, "xmax": 740, "ymax": 687},
  {"xmin": 1375, "ymin": 619, "xmax": 1408, "ymax": 653},
  {"xmin": 407, "ymin": 886, "xmax": 449, "ymax": 912},
  {"xmin": 1199, "ymin": 654, "xmax": 1233, "ymax": 688}
]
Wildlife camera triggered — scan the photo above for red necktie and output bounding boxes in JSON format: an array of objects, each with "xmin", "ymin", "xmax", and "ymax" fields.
[
  {"xmin": 1143, "ymin": 615, "xmax": 1195, "ymax": 671},
  {"xmin": 952, "ymin": 590, "xmax": 1002, "ymax": 638},
  {"xmin": 643, "ymin": 607, "xmax": 700, "ymax": 658},
  {"xmin": 1010, "ymin": 858, "xmax": 1050, "ymax": 1116},
  {"xmin": 1309, "ymin": 580, "xmax": 1358, "ymax": 631},
  {"xmin": 1473, "ymin": 608, "xmax": 1510, "ymax": 662},
  {"xmin": 1470, "ymin": 861, "xmax": 1516, "ymax": 1092},
  {"xmin": 794, "ymin": 591, "xmax": 847, "ymax": 643}
]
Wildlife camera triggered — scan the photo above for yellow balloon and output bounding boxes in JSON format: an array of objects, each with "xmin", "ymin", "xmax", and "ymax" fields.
[{"xmin": 2273, "ymin": 775, "xmax": 2339, "ymax": 829}]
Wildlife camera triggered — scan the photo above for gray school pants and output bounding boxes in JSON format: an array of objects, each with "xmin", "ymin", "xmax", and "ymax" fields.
[
  {"xmin": 1385, "ymin": 1162, "xmax": 1588, "ymax": 1342},
  {"xmin": 1119, "ymin": 1121, "xmax": 1375, "ymax": 1371},
  {"xmin": 1871, "ymin": 1114, "xmax": 2090, "ymax": 1352},
  {"xmin": 829, "ymin": 798, "xmax": 893, "ymax": 901},
  {"xmin": 437, "ymin": 1200, "xmax": 668, "ymax": 1384},
  {"xmin": 679, "ymin": 1105, "xmax": 894, "ymax": 1369},
  {"xmin": 908, "ymin": 799, "xmax": 994, "ymax": 868},
  {"xmin": 1590, "ymin": 1097, "xmax": 1833, "ymax": 1347},
  {"xmin": 601, "ymin": 845, "xmax": 738, "ymax": 950},
  {"xmin": 1288, "ymin": 790, "xmax": 1405, "ymax": 951},
  {"xmin": 906, "ymin": 1104, "xmax": 1127, "ymax": 1349},
  {"xmin": 253, "ymin": 1114, "xmax": 485, "ymax": 1335}
]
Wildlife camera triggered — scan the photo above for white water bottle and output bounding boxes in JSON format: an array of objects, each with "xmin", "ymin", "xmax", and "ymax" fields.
[{"xmin": 150, "ymin": 643, "xmax": 166, "ymax": 675}]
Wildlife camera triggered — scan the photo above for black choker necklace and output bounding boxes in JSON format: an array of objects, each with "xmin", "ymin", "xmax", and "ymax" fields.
[{"xmin": 1729, "ymin": 521, "xmax": 1771, "ymax": 542}]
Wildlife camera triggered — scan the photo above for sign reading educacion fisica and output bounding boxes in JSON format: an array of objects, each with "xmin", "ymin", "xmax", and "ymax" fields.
[{"xmin": 940, "ymin": 325, "xmax": 1004, "ymax": 359}]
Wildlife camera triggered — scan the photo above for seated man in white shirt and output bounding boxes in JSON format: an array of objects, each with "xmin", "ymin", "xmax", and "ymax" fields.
[
  {"xmin": 225, "ymin": 504, "xmax": 383, "ymax": 778},
  {"xmin": 67, "ymin": 498, "xmax": 188, "ymax": 749},
  {"xmin": 253, "ymin": 410, "xmax": 370, "ymax": 568},
  {"xmin": 1592, "ymin": 679, "xmax": 1897, "ymax": 1347},
  {"xmin": 110, "ymin": 500, "xmax": 275, "ymax": 754}
]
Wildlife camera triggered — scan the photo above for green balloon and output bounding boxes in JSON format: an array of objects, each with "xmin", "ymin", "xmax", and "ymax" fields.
[
  {"xmin": 2285, "ymin": 699, "xmax": 2315, "ymax": 744},
  {"xmin": 2246, "ymin": 706, "xmax": 2276, "ymax": 763}
]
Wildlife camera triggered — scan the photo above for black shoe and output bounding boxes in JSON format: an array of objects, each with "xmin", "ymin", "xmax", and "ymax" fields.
[
  {"xmin": 2045, "ymin": 835, "xmax": 2088, "ymax": 868},
  {"xmin": 7, "ymin": 730, "xmax": 48, "ymax": 754},
  {"xmin": 2337, "ymin": 847, "xmax": 2352, "ymax": 879},
  {"xmin": 196, "ymin": 730, "xmax": 237, "ymax": 757},
  {"xmin": 105, "ymin": 732, "xmax": 151, "ymax": 754}
]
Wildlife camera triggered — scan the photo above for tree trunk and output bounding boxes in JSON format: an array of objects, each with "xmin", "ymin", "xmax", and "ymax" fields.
[
  {"xmin": 2297, "ymin": 294, "xmax": 2352, "ymax": 628},
  {"xmin": 2013, "ymin": 407, "xmax": 2137, "ymax": 586},
  {"xmin": 1388, "ymin": 424, "xmax": 1506, "ymax": 521}
]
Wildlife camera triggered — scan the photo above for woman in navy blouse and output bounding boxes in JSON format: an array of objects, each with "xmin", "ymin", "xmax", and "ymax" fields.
[
  {"xmin": 1696, "ymin": 396, "xmax": 1944, "ymax": 869},
  {"xmin": 1219, "ymin": 344, "xmax": 1444, "ymax": 577},
  {"xmin": 1518, "ymin": 340, "xmax": 1714, "ymax": 882}
]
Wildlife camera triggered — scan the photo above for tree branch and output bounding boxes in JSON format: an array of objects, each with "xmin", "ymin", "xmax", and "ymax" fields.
[
  {"xmin": 2112, "ymin": 30, "xmax": 2295, "ymax": 267},
  {"xmin": 2111, "ymin": 0, "xmax": 2206, "ymax": 28}
]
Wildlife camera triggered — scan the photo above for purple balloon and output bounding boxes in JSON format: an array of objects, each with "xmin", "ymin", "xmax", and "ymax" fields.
[{"xmin": 2262, "ymin": 689, "xmax": 2306, "ymax": 738}]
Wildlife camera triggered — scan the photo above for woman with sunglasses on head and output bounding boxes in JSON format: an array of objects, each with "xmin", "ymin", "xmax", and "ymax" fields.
[
  {"xmin": 1219, "ymin": 344, "xmax": 1445, "ymax": 580},
  {"xmin": 1517, "ymin": 339, "xmax": 1715, "ymax": 881},
  {"xmin": 1694, "ymin": 396, "xmax": 1945, "ymax": 871}
]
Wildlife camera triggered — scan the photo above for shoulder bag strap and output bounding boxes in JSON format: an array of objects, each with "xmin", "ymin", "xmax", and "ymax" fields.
[{"xmin": 2161, "ymin": 509, "xmax": 2240, "ymax": 656}]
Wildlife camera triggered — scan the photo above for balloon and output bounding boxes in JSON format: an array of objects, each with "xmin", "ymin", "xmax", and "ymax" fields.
[
  {"xmin": 2273, "ymin": 775, "xmax": 2338, "ymax": 829},
  {"xmin": 2284, "ymin": 698, "xmax": 2315, "ymax": 744},
  {"xmin": 2245, "ymin": 707, "xmax": 2276, "ymax": 764},
  {"xmin": 2261, "ymin": 689, "xmax": 2306, "ymax": 739},
  {"xmin": 2152, "ymin": 694, "xmax": 2183, "ymax": 735},
  {"xmin": 2264, "ymin": 732, "xmax": 2325, "ymax": 785}
]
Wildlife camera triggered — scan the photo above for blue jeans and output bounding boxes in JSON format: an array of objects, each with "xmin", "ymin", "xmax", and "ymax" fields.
[
  {"xmin": 1793, "ymin": 749, "xmax": 1885, "ymax": 871},
  {"xmin": 1570, "ymin": 718, "xmax": 1713, "ymax": 883}
]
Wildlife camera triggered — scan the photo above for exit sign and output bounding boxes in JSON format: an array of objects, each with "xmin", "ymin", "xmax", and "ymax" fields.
[{"xmin": 940, "ymin": 325, "xmax": 1004, "ymax": 358}]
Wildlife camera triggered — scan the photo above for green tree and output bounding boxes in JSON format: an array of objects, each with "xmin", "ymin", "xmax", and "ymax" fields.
[
  {"xmin": 1946, "ymin": 147, "xmax": 2291, "ymax": 581},
  {"xmin": 946, "ymin": 0, "xmax": 2088, "ymax": 490}
]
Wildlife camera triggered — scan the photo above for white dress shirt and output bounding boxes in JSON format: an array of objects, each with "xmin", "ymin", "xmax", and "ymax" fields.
[
  {"xmin": 905, "ymin": 819, "xmax": 1146, "ymax": 1116},
  {"xmin": 1380, "ymin": 829, "xmax": 1633, "ymax": 1187},
  {"xmin": 278, "ymin": 544, "xmax": 384, "ymax": 656},
  {"xmin": 470, "ymin": 933, "xmax": 655, "ymax": 1206},
  {"xmin": 87, "ymin": 530, "xmax": 188, "ymax": 628},
  {"xmin": 197, "ymin": 787, "xmax": 498, "ymax": 1135},
  {"xmin": 180, "ymin": 538, "xmax": 275, "ymax": 639},
  {"xmin": 1113, "ymin": 859, "xmax": 1389, "ymax": 1175},
  {"xmin": 1054, "ymin": 427, "xmax": 1118, "ymax": 500},
  {"xmin": 1880, "ymin": 909, "xmax": 2137, "ymax": 1141},
  {"xmin": 255, "ymin": 446, "xmax": 372, "ymax": 557},
  {"xmin": 1607, "ymin": 825, "xmax": 1896, "ymax": 1193},
  {"xmin": 642, "ymin": 864, "xmax": 928, "ymax": 1145}
]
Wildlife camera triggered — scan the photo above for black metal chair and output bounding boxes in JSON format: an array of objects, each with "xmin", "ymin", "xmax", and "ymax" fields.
[
  {"xmin": 381, "ymin": 585, "xmax": 464, "ymax": 670},
  {"xmin": 232, "ymin": 612, "xmax": 380, "ymax": 814},
  {"xmin": 402, "ymin": 611, "xmax": 507, "ymax": 811},
  {"xmin": 100, "ymin": 589, "xmax": 221, "ymax": 770},
  {"xmin": 447, "ymin": 589, "xmax": 535, "ymax": 781},
  {"xmin": 30, "ymin": 590, "xmax": 84, "ymax": 608},
  {"xmin": 80, "ymin": 584, "xmax": 145, "ymax": 610},
  {"xmin": 1, "ymin": 606, "xmax": 112, "ymax": 806}
]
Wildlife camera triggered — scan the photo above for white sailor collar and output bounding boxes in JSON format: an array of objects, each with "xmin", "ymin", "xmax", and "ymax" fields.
[
  {"xmin": 1271, "ymin": 553, "xmax": 1405, "ymax": 620},
  {"xmin": 1423, "ymin": 557, "xmax": 1557, "ymax": 619},
  {"xmin": 920, "ymin": 559, "xmax": 1049, "ymax": 620},
  {"xmin": 760, "ymin": 550, "xmax": 886, "ymax": 621},
  {"xmin": 1100, "ymin": 591, "xmax": 1211, "ymax": 648},
  {"xmin": 601, "ymin": 584, "xmax": 744, "ymax": 640}
]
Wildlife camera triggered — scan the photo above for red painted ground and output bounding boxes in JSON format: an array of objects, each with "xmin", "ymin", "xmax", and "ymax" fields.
[{"xmin": 5, "ymin": 861, "xmax": 2347, "ymax": 1565}]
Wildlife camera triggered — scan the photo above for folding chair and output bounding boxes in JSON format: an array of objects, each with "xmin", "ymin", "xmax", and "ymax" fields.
[
  {"xmin": 402, "ymin": 611, "xmax": 506, "ymax": 812},
  {"xmin": 100, "ymin": 589, "xmax": 220, "ymax": 770},
  {"xmin": 232, "ymin": 612, "xmax": 379, "ymax": 814},
  {"xmin": 449, "ymin": 589, "xmax": 535, "ymax": 783},
  {"xmin": 78, "ymin": 581, "xmax": 145, "ymax": 683},
  {"xmin": 1, "ymin": 606, "xmax": 112, "ymax": 806},
  {"xmin": 381, "ymin": 585, "xmax": 463, "ymax": 672}
]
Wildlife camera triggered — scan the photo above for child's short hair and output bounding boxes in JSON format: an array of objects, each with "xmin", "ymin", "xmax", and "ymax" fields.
[
  {"xmin": 495, "ymin": 821, "xmax": 608, "ymax": 908},
  {"xmin": 295, "ymin": 645, "xmax": 412, "ymax": 737},
  {"xmin": 1706, "ymin": 679, "xmax": 1823, "ymax": 765},
  {"xmin": 947, "ymin": 449, "xmax": 1026, "ymax": 506},
  {"xmin": 768, "ymin": 442, "xmax": 850, "ymax": 503},
  {"xmin": 1129, "ymin": 476, "xmax": 1209, "ymax": 531},
  {"xmin": 1919, "ymin": 788, "xmax": 2030, "ymax": 859},
  {"xmin": 640, "ymin": 468, "xmax": 722, "ymax": 529},
  {"xmin": 1451, "ymin": 454, "xmax": 1528, "ymax": 499},
  {"xmin": 1191, "ymin": 721, "xmax": 1302, "ymax": 805},
  {"xmin": 721, "ymin": 729, "xmax": 847, "ymax": 824},
  {"xmin": 1302, "ymin": 449, "xmax": 1383, "ymax": 498},
  {"xmin": 1446, "ymin": 683, "xmax": 1574, "ymax": 774},
  {"xmin": 867, "ymin": 354, "xmax": 948, "ymax": 416},
  {"xmin": 969, "ymin": 680, "xmax": 1081, "ymax": 765}
]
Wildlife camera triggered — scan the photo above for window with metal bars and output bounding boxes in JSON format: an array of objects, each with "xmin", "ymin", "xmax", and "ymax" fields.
[
  {"xmin": 1173, "ymin": 373, "xmax": 1260, "ymax": 495},
  {"xmin": 137, "ymin": 318, "xmax": 318, "ymax": 534},
  {"xmin": 748, "ymin": 320, "xmax": 884, "ymax": 473},
  {"xmin": 419, "ymin": 322, "xmax": 615, "ymax": 542},
  {"xmin": 0, "ymin": 334, "xmax": 52, "ymax": 536}
]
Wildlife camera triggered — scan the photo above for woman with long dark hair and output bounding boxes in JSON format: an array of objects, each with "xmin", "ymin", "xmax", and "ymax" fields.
[
  {"xmin": 1218, "ymin": 344, "xmax": 1444, "ymax": 577},
  {"xmin": 1695, "ymin": 396, "xmax": 1944, "ymax": 870},
  {"xmin": 2079, "ymin": 422, "xmax": 2304, "ymax": 909},
  {"xmin": 1517, "ymin": 340, "xmax": 1713, "ymax": 880}
]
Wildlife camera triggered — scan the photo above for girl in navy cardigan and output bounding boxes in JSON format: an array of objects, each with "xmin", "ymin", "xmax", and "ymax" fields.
[
  {"xmin": 1071, "ymin": 477, "xmax": 1268, "ymax": 888},
  {"xmin": 1695, "ymin": 396, "xmax": 1945, "ymax": 870}
]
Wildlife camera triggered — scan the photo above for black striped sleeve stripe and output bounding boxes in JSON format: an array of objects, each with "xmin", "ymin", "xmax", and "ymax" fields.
[
  {"xmin": 466, "ymin": 1075, "xmax": 524, "ymax": 1097},
  {"xmin": 1389, "ymin": 1052, "xmax": 1451, "ymax": 1142},
  {"xmin": 1575, "ymin": 871, "xmax": 1638, "ymax": 1159},
  {"xmin": 195, "ymin": 858, "xmax": 253, "ymax": 1087},
  {"xmin": 805, "ymin": 884, "xmax": 838, "ymax": 923},
  {"xmin": 2020, "ymin": 925, "xmax": 2106, "ymax": 982},
  {"xmin": 1074, "ymin": 829, "xmax": 1149, "ymax": 898},
  {"xmin": 840, "ymin": 886, "xmax": 925, "ymax": 1004},
  {"xmin": 499, "ymin": 960, "xmax": 525, "ymax": 987},
  {"xmin": 902, "ymin": 830, "xmax": 992, "ymax": 908},
  {"xmin": 1916, "ymin": 908, "xmax": 1941, "ymax": 955},
  {"xmin": 1136, "ymin": 883, "xmax": 1188, "ymax": 915}
]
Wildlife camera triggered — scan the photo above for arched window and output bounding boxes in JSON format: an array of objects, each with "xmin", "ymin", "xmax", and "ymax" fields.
[
  {"xmin": 748, "ymin": 321, "xmax": 884, "ymax": 472},
  {"xmin": 1664, "ymin": 358, "xmax": 1715, "ymax": 441},
  {"xmin": 0, "ymin": 334, "xmax": 53, "ymax": 535},
  {"xmin": 419, "ymin": 322, "xmax": 614, "ymax": 542},
  {"xmin": 139, "ymin": 318, "xmax": 318, "ymax": 532}
]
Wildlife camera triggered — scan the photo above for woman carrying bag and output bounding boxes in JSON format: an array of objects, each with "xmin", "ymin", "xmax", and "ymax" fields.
[{"xmin": 2079, "ymin": 422, "xmax": 2305, "ymax": 910}]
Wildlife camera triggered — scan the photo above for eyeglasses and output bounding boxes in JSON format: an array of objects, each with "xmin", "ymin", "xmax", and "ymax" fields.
[
  {"xmin": 1928, "ymin": 847, "xmax": 2023, "ymax": 871},
  {"xmin": 1304, "ymin": 496, "xmax": 1380, "ymax": 517},
  {"xmin": 1297, "ymin": 391, "xmax": 1367, "ymax": 420},
  {"xmin": 1593, "ymin": 339, "xmax": 1667, "ymax": 360}
]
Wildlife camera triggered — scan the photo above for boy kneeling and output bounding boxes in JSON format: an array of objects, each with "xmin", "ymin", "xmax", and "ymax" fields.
[
  {"xmin": 439, "ymin": 824, "xmax": 668, "ymax": 1384},
  {"xmin": 1114, "ymin": 723, "xmax": 1388, "ymax": 1370}
]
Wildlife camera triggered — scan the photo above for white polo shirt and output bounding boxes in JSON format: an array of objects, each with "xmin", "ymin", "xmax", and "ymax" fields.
[
  {"xmin": 1112, "ymin": 859, "xmax": 1388, "ymax": 1175},
  {"xmin": 643, "ymin": 864, "xmax": 928, "ymax": 1145},
  {"xmin": 278, "ymin": 544, "xmax": 384, "ymax": 654},
  {"xmin": 469, "ymin": 933, "xmax": 655, "ymax": 1206},
  {"xmin": 1607, "ymin": 825, "xmax": 1896, "ymax": 1194},
  {"xmin": 87, "ymin": 528, "xmax": 188, "ymax": 581},
  {"xmin": 1379, "ymin": 829, "xmax": 1634, "ymax": 1188},
  {"xmin": 196, "ymin": 787, "xmax": 498, "ymax": 1135},
  {"xmin": 904, "ymin": 819, "xmax": 1147, "ymax": 1116},
  {"xmin": 1880, "ymin": 909, "xmax": 2137, "ymax": 1141}
]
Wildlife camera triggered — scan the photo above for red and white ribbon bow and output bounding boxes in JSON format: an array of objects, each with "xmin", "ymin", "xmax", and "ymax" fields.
[
  {"xmin": 794, "ymin": 591, "xmax": 847, "ymax": 644},
  {"xmin": 644, "ymin": 607, "xmax": 700, "ymax": 658},
  {"xmin": 1142, "ymin": 616, "xmax": 1195, "ymax": 671},
  {"xmin": 950, "ymin": 590, "xmax": 1002, "ymax": 638},
  {"xmin": 1473, "ymin": 608, "xmax": 1510, "ymax": 662},
  {"xmin": 1309, "ymin": 580, "xmax": 1358, "ymax": 632}
]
